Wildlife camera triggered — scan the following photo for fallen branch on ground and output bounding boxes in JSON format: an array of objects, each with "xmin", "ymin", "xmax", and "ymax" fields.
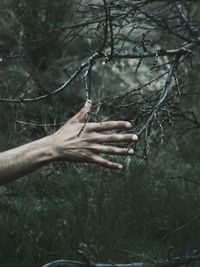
[{"xmin": 41, "ymin": 250, "xmax": 200, "ymax": 267}]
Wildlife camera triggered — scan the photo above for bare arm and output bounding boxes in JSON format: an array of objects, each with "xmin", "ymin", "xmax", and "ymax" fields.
[
  {"xmin": 0, "ymin": 100, "xmax": 138, "ymax": 185},
  {"xmin": 0, "ymin": 136, "xmax": 54, "ymax": 185}
]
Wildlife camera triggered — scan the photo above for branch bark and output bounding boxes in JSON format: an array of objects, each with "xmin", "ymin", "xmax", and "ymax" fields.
[{"xmin": 41, "ymin": 251, "xmax": 200, "ymax": 267}]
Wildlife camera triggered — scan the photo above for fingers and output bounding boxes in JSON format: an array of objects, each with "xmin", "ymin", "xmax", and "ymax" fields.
[
  {"xmin": 90, "ymin": 154, "xmax": 123, "ymax": 170},
  {"xmin": 68, "ymin": 100, "xmax": 92, "ymax": 123},
  {"xmin": 88, "ymin": 121, "xmax": 132, "ymax": 131},
  {"xmin": 91, "ymin": 144, "xmax": 134, "ymax": 155},
  {"xmin": 94, "ymin": 133, "xmax": 138, "ymax": 143}
]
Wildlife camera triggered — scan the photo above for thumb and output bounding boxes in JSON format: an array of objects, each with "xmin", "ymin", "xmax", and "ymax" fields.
[{"xmin": 68, "ymin": 100, "xmax": 92, "ymax": 123}]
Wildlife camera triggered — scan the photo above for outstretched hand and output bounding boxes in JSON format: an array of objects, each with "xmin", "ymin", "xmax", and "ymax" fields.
[{"xmin": 51, "ymin": 100, "xmax": 138, "ymax": 169}]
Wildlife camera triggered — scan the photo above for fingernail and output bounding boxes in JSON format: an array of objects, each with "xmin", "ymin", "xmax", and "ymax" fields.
[
  {"xmin": 132, "ymin": 134, "xmax": 138, "ymax": 141},
  {"xmin": 118, "ymin": 165, "xmax": 123, "ymax": 169},
  {"xmin": 86, "ymin": 99, "xmax": 92, "ymax": 105},
  {"xmin": 128, "ymin": 149, "xmax": 134, "ymax": 154},
  {"xmin": 125, "ymin": 122, "xmax": 132, "ymax": 128}
]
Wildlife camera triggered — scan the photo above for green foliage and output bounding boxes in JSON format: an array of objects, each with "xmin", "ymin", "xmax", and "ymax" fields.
[
  {"xmin": 1, "ymin": 128, "xmax": 200, "ymax": 266},
  {"xmin": 1, "ymin": 1, "xmax": 200, "ymax": 267}
]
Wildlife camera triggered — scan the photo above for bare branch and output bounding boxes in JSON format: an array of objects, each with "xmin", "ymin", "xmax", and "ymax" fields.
[{"xmin": 41, "ymin": 251, "xmax": 200, "ymax": 267}]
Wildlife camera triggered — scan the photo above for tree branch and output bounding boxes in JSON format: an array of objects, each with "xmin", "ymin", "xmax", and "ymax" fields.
[{"xmin": 41, "ymin": 251, "xmax": 200, "ymax": 267}]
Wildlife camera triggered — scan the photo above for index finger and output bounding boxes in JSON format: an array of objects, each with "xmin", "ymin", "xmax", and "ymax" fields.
[{"xmin": 88, "ymin": 121, "xmax": 132, "ymax": 131}]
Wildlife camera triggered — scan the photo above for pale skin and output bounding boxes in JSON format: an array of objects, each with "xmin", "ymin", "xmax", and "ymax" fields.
[{"xmin": 0, "ymin": 100, "xmax": 138, "ymax": 185}]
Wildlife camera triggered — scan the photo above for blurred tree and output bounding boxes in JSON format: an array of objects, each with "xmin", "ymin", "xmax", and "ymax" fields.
[
  {"xmin": 0, "ymin": 0, "xmax": 200, "ymax": 157},
  {"xmin": 1, "ymin": 0, "xmax": 200, "ymax": 266}
]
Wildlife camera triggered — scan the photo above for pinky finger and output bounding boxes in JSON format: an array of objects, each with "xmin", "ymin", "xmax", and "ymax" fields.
[{"xmin": 90, "ymin": 154, "xmax": 123, "ymax": 170}]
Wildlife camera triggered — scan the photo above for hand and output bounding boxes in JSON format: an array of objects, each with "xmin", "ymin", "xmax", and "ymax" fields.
[{"xmin": 50, "ymin": 100, "xmax": 138, "ymax": 169}]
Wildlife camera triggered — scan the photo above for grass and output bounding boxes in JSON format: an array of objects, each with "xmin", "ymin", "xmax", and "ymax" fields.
[{"xmin": 1, "ymin": 133, "xmax": 200, "ymax": 267}]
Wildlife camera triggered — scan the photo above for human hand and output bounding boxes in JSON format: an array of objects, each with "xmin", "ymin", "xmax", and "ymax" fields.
[{"xmin": 50, "ymin": 100, "xmax": 138, "ymax": 169}]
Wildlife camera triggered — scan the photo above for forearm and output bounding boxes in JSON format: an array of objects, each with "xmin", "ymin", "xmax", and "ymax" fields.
[
  {"xmin": 0, "ymin": 101, "xmax": 138, "ymax": 185},
  {"xmin": 0, "ymin": 136, "xmax": 54, "ymax": 185}
]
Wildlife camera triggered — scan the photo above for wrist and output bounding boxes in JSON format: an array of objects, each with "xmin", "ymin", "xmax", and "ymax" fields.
[
  {"xmin": 31, "ymin": 135, "xmax": 56, "ymax": 164},
  {"xmin": 45, "ymin": 133, "xmax": 62, "ymax": 162}
]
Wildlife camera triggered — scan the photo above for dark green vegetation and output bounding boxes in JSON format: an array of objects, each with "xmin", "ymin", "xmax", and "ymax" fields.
[
  {"xmin": 1, "ymin": 133, "xmax": 200, "ymax": 267},
  {"xmin": 0, "ymin": 1, "xmax": 200, "ymax": 267}
]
